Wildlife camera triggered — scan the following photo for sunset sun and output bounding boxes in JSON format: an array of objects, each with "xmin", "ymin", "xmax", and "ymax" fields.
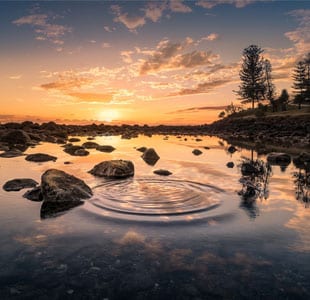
[{"xmin": 98, "ymin": 109, "xmax": 120, "ymax": 123}]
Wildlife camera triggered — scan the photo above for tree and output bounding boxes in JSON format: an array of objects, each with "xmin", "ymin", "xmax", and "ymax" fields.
[
  {"xmin": 292, "ymin": 52, "xmax": 310, "ymax": 109},
  {"xmin": 236, "ymin": 45, "xmax": 266, "ymax": 109},
  {"xmin": 292, "ymin": 61, "xmax": 306, "ymax": 109},
  {"xmin": 264, "ymin": 59, "xmax": 276, "ymax": 111},
  {"xmin": 277, "ymin": 89, "xmax": 289, "ymax": 111}
]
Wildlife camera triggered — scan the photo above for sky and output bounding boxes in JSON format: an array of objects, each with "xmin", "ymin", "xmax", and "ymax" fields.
[{"xmin": 0, "ymin": 0, "xmax": 309, "ymax": 125}]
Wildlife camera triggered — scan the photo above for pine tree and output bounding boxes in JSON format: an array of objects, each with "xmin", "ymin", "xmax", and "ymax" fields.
[
  {"xmin": 236, "ymin": 45, "xmax": 266, "ymax": 109},
  {"xmin": 264, "ymin": 59, "xmax": 276, "ymax": 111},
  {"xmin": 278, "ymin": 89, "xmax": 289, "ymax": 111},
  {"xmin": 292, "ymin": 61, "xmax": 306, "ymax": 109},
  {"xmin": 304, "ymin": 52, "xmax": 310, "ymax": 102}
]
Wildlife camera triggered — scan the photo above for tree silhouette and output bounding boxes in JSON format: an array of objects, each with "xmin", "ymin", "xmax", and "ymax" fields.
[
  {"xmin": 264, "ymin": 59, "xmax": 276, "ymax": 111},
  {"xmin": 236, "ymin": 45, "xmax": 266, "ymax": 109},
  {"xmin": 292, "ymin": 60, "xmax": 306, "ymax": 109},
  {"xmin": 278, "ymin": 89, "xmax": 289, "ymax": 111}
]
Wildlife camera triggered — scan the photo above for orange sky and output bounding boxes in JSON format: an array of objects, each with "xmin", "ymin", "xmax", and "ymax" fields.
[{"xmin": 1, "ymin": 1, "xmax": 309, "ymax": 125}]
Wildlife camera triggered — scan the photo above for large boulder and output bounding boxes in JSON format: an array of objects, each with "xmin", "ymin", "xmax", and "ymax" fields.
[
  {"xmin": 25, "ymin": 153, "xmax": 57, "ymax": 162},
  {"xmin": 3, "ymin": 178, "xmax": 38, "ymax": 191},
  {"xmin": 89, "ymin": 160, "xmax": 134, "ymax": 178},
  {"xmin": 141, "ymin": 148, "xmax": 160, "ymax": 166},
  {"xmin": 41, "ymin": 169, "xmax": 92, "ymax": 202},
  {"xmin": 267, "ymin": 152, "xmax": 291, "ymax": 166},
  {"xmin": 0, "ymin": 129, "xmax": 31, "ymax": 145}
]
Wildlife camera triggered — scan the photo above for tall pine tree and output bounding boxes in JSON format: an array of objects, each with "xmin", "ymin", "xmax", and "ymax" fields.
[
  {"xmin": 264, "ymin": 59, "xmax": 276, "ymax": 111},
  {"xmin": 292, "ymin": 61, "xmax": 306, "ymax": 109},
  {"xmin": 237, "ymin": 45, "xmax": 266, "ymax": 109}
]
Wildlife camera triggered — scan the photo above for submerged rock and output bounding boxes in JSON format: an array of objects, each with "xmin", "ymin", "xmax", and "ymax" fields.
[
  {"xmin": 192, "ymin": 149, "xmax": 202, "ymax": 156},
  {"xmin": 82, "ymin": 141, "xmax": 99, "ymax": 149},
  {"xmin": 267, "ymin": 152, "xmax": 291, "ymax": 165},
  {"xmin": 41, "ymin": 169, "xmax": 93, "ymax": 202},
  {"xmin": 141, "ymin": 148, "xmax": 160, "ymax": 165},
  {"xmin": 3, "ymin": 178, "xmax": 38, "ymax": 191},
  {"xmin": 63, "ymin": 145, "xmax": 89, "ymax": 156},
  {"xmin": 0, "ymin": 149, "xmax": 25, "ymax": 158},
  {"xmin": 96, "ymin": 145, "xmax": 115, "ymax": 153},
  {"xmin": 153, "ymin": 169, "xmax": 172, "ymax": 176},
  {"xmin": 25, "ymin": 153, "xmax": 57, "ymax": 162},
  {"xmin": 40, "ymin": 200, "xmax": 83, "ymax": 219},
  {"xmin": 23, "ymin": 186, "xmax": 43, "ymax": 201},
  {"xmin": 89, "ymin": 160, "xmax": 134, "ymax": 178}
]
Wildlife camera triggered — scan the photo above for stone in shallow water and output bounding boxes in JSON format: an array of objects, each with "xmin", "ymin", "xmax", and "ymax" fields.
[
  {"xmin": 0, "ymin": 129, "xmax": 31, "ymax": 145},
  {"xmin": 153, "ymin": 169, "xmax": 172, "ymax": 176},
  {"xmin": 63, "ymin": 145, "xmax": 89, "ymax": 156},
  {"xmin": 41, "ymin": 169, "xmax": 93, "ymax": 202},
  {"xmin": 228, "ymin": 145, "xmax": 237, "ymax": 153},
  {"xmin": 68, "ymin": 137, "xmax": 81, "ymax": 143},
  {"xmin": 25, "ymin": 153, "xmax": 57, "ymax": 162},
  {"xmin": 23, "ymin": 186, "xmax": 43, "ymax": 201},
  {"xmin": 96, "ymin": 145, "xmax": 115, "ymax": 153},
  {"xmin": 40, "ymin": 200, "xmax": 83, "ymax": 219},
  {"xmin": 82, "ymin": 141, "xmax": 99, "ymax": 149},
  {"xmin": 136, "ymin": 146, "xmax": 147, "ymax": 153},
  {"xmin": 89, "ymin": 160, "xmax": 134, "ymax": 178},
  {"xmin": 192, "ymin": 149, "xmax": 202, "ymax": 156},
  {"xmin": 141, "ymin": 148, "xmax": 160, "ymax": 166},
  {"xmin": 0, "ymin": 149, "xmax": 24, "ymax": 158},
  {"xmin": 3, "ymin": 178, "xmax": 38, "ymax": 191},
  {"xmin": 226, "ymin": 162, "xmax": 234, "ymax": 168}
]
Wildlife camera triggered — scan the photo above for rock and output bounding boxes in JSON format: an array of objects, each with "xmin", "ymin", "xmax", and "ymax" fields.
[
  {"xmin": 82, "ymin": 142, "xmax": 99, "ymax": 149},
  {"xmin": 192, "ymin": 149, "xmax": 202, "ymax": 156},
  {"xmin": 196, "ymin": 138, "xmax": 202, "ymax": 142},
  {"xmin": 267, "ymin": 152, "xmax": 291, "ymax": 165},
  {"xmin": 87, "ymin": 137, "xmax": 95, "ymax": 140},
  {"xmin": 226, "ymin": 162, "xmax": 234, "ymax": 168},
  {"xmin": 293, "ymin": 152, "xmax": 310, "ymax": 170},
  {"xmin": 241, "ymin": 163, "xmax": 262, "ymax": 176},
  {"xmin": 41, "ymin": 169, "xmax": 93, "ymax": 202},
  {"xmin": 0, "ymin": 129, "xmax": 31, "ymax": 145},
  {"xmin": 153, "ymin": 169, "xmax": 172, "ymax": 176},
  {"xmin": 25, "ymin": 153, "xmax": 57, "ymax": 162},
  {"xmin": 40, "ymin": 201, "xmax": 84, "ymax": 219},
  {"xmin": 136, "ymin": 147, "xmax": 147, "ymax": 153},
  {"xmin": 63, "ymin": 145, "xmax": 89, "ymax": 156},
  {"xmin": 0, "ymin": 149, "xmax": 24, "ymax": 158},
  {"xmin": 68, "ymin": 137, "xmax": 81, "ymax": 143},
  {"xmin": 89, "ymin": 160, "xmax": 134, "ymax": 179},
  {"xmin": 204, "ymin": 146, "xmax": 210, "ymax": 150},
  {"xmin": 64, "ymin": 161, "xmax": 72, "ymax": 165},
  {"xmin": 3, "ymin": 178, "xmax": 38, "ymax": 191},
  {"xmin": 228, "ymin": 145, "xmax": 237, "ymax": 153},
  {"xmin": 96, "ymin": 145, "xmax": 115, "ymax": 153},
  {"xmin": 141, "ymin": 148, "xmax": 160, "ymax": 165},
  {"xmin": 23, "ymin": 186, "xmax": 42, "ymax": 201}
]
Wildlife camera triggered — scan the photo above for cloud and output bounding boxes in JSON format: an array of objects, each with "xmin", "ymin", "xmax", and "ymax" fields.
[
  {"xmin": 104, "ymin": 26, "xmax": 115, "ymax": 32},
  {"xmin": 102, "ymin": 42, "xmax": 111, "ymax": 48},
  {"xmin": 121, "ymin": 50, "xmax": 134, "ymax": 63},
  {"xmin": 204, "ymin": 33, "xmax": 219, "ymax": 41},
  {"xmin": 171, "ymin": 105, "xmax": 228, "ymax": 113},
  {"xmin": 67, "ymin": 92, "xmax": 114, "ymax": 103},
  {"xmin": 111, "ymin": 5, "xmax": 145, "ymax": 31},
  {"xmin": 170, "ymin": 1, "xmax": 192, "ymax": 13},
  {"xmin": 285, "ymin": 9, "xmax": 310, "ymax": 55},
  {"xmin": 170, "ymin": 78, "xmax": 232, "ymax": 96},
  {"xmin": 9, "ymin": 75, "xmax": 22, "ymax": 80},
  {"xmin": 12, "ymin": 13, "xmax": 71, "ymax": 47},
  {"xmin": 196, "ymin": 0, "xmax": 256, "ymax": 9},
  {"xmin": 144, "ymin": 2, "xmax": 167, "ymax": 22},
  {"xmin": 139, "ymin": 38, "xmax": 218, "ymax": 75}
]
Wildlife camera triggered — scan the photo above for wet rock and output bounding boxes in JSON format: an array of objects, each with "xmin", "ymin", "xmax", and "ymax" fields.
[
  {"xmin": 0, "ymin": 149, "xmax": 24, "ymax": 158},
  {"xmin": 87, "ymin": 137, "xmax": 95, "ymax": 140},
  {"xmin": 25, "ymin": 153, "xmax": 57, "ymax": 162},
  {"xmin": 228, "ymin": 145, "xmax": 237, "ymax": 153},
  {"xmin": 267, "ymin": 152, "xmax": 291, "ymax": 166},
  {"xmin": 0, "ymin": 129, "xmax": 31, "ymax": 145},
  {"xmin": 41, "ymin": 169, "xmax": 93, "ymax": 202},
  {"xmin": 89, "ymin": 160, "xmax": 134, "ymax": 178},
  {"xmin": 153, "ymin": 169, "xmax": 172, "ymax": 176},
  {"xmin": 64, "ymin": 145, "xmax": 89, "ymax": 156},
  {"xmin": 82, "ymin": 142, "xmax": 99, "ymax": 149},
  {"xmin": 64, "ymin": 161, "xmax": 72, "ymax": 165},
  {"xmin": 96, "ymin": 145, "xmax": 115, "ymax": 153},
  {"xmin": 192, "ymin": 149, "xmax": 202, "ymax": 156},
  {"xmin": 204, "ymin": 146, "xmax": 210, "ymax": 150},
  {"xmin": 68, "ymin": 137, "xmax": 81, "ymax": 143},
  {"xmin": 23, "ymin": 186, "xmax": 42, "ymax": 201},
  {"xmin": 136, "ymin": 147, "xmax": 147, "ymax": 153},
  {"xmin": 141, "ymin": 148, "xmax": 160, "ymax": 166},
  {"xmin": 226, "ymin": 162, "xmax": 234, "ymax": 168},
  {"xmin": 3, "ymin": 178, "xmax": 38, "ymax": 191},
  {"xmin": 293, "ymin": 152, "xmax": 310, "ymax": 170},
  {"xmin": 196, "ymin": 138, "xmax": 202, "ymax": 142}
]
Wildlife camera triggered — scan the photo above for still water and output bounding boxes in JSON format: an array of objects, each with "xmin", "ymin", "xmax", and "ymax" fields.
[{"xmin": 0, "ymin": 134, "xmax": 309, "ymax": 299}]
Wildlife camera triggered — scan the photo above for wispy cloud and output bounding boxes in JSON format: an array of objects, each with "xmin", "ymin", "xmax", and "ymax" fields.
[
  {"xmin": 67, "ymin": 92, "xmax": 114, "ymax": 103},
  {"xmin": 9, "ymin": 75, "xmax": 22, "ymax": 80},
  {"xmin": 196, "ymin": 0, "xmax": 256, "ymax": 9},
  {"xmin": 170, "ymin": 1, "xmax": 192, "ymax": 13},
  {"xmin": 12, "ymin": 12, "xmax": 72, "ymax": 49},
  {"xmin": 139, "ymin": 38, "xmax": 218, "ymax": 75},
  {"xmin": 171, "ymin": 105, "xmax": 228, "ymax": 113}
]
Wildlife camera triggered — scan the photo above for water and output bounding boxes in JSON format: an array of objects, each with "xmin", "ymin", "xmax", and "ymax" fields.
[{"xmin": 0, "ymin": 134, "xmax": 309, "ymax": 299}]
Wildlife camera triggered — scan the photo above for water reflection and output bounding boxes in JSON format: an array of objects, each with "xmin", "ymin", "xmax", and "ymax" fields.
[{"xmin": 293, "ymin": 169, "xmax": 309, "ymax": 207}]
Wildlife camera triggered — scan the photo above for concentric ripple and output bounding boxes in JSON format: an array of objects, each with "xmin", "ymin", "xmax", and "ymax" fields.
[{"xmin": 84, "ymin": 177, "xmax": 228, "ymax": 222}]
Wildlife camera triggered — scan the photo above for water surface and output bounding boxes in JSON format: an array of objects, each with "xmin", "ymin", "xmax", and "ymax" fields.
[{"xmin": 0, "ymin": 134, "xmax": 309, "ymax": 299}]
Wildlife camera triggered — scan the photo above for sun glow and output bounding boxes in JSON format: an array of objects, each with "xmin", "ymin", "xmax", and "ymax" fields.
[{"xmin": 98, "ymin": 109, "xmax": 120, "ymax": 123}]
